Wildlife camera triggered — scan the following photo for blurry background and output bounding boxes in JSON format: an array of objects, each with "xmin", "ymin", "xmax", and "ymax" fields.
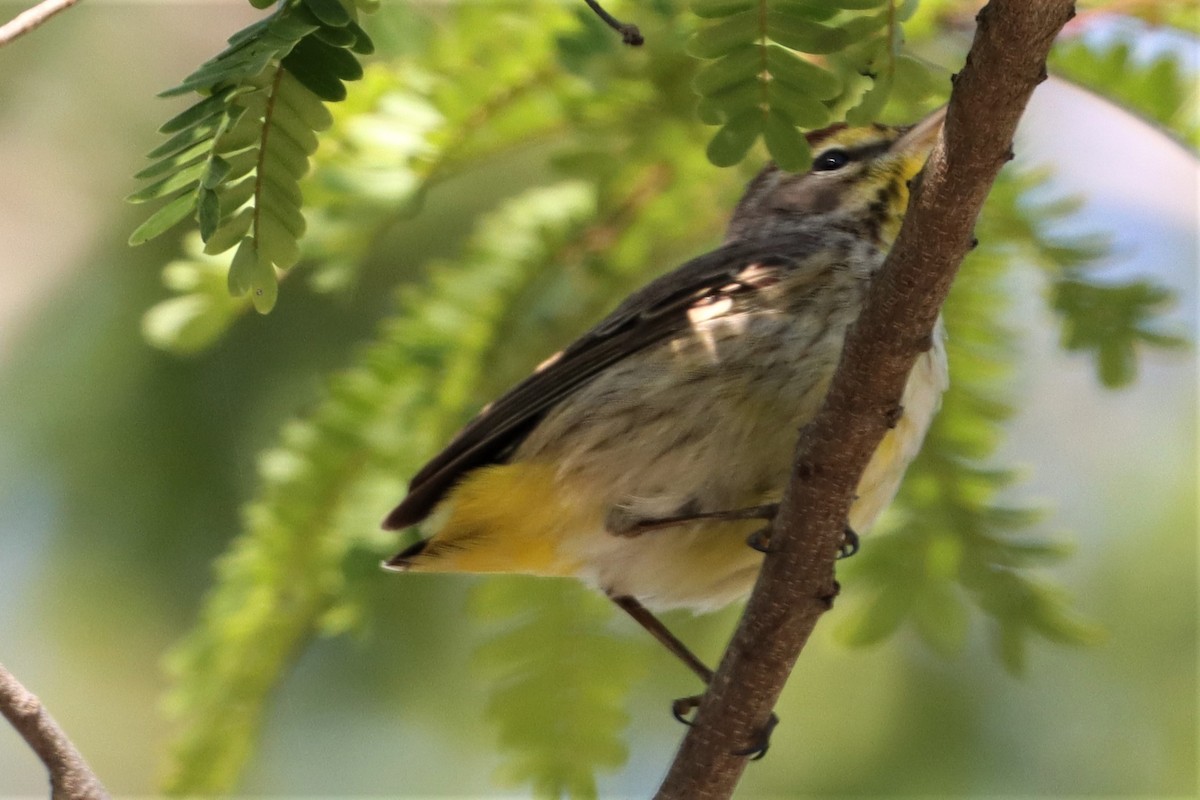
[{"xmin": 0, "ymin": 1, "xmax": 1195, "ymax": 797}]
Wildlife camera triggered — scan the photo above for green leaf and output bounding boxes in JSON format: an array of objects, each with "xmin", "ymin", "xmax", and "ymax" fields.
[
  {"xmin": 197, "ymin": 187, "xmax": 221, "ymax": 239},
  {"xmin": 203, "ymin": 206, "xmax": 255, "ymax": 255},
  {"xmin": 845, "ymin": 68, "xmax": 893, "ymax": 124},
  {"xmin": 893, "ymin": 53, "xmax": 944, "ymax": 102},
  {"xmin": 690, "ymin": 0, "xmax": 754, "ymax": 18},
  {"xmin": 261, "ymin": 173, "xmax": 303, "ymax": 208},
  {"xmin": 767, "ymin": 80, "xmax": 832, "ymax": 127},
  {"xmin": 303, "ymin": 0, "xmax": 353, "ymax": 27},
  {"xmin": 202, "ymin": 156, "xmax": 232, "ymax": 189},
  {"xmin": 765, "ymin": 43, "xmax": 842, "ymax": 99},
  {"xmin": 706, "ymin": 111, "xmax": 760, "ymax": 166},
  {"xmin": 837, "ymin": 582, "xmax": 916, "ymax": 646},
  {"xmin": 227, "ymin": 236, "xmax": 279, "ymax": 313},
  {"xmin": 289, "ymin": 34, "xmax": 364, "ymax": 81},
  {"xmin": 347, "ymin": 21, "xmax": 375, "ymax": 55},
  {"xmin": 263, "ymin": 127, "xmax": 312, "ymax": 180},
  {"xmin": 766, "ymin": 12, "xmax": 849, "ymax": 54},
  {"xmin": 128, "ymin": 193, "xmax": 195, "ymax": 245},
  {"xmin": 133, "ymin": 145, "xmax": 210, "ymax": 181},
  {"xmin": 688, "ymin": 11, "xmax": 760, "ymax": 60},
  {"xmin": 693, "ymin": 44, "xmax": 762, "ymax": 96},
  {"xmin": 258, "ymin": 183, "xmax": 307, "ymax": 238},
  {"xmin": 147, "ymin": 124, "xmax": 217, "ymax": 160},
  {"xmin": 219, "ymin": 148, "xmax": 262, "ymax": 183},
  {"xmin": 256, "ymin": 210, "xmax": 302, "ymax": 269},
  {"xmin": 158, "ymin": 89, "xmax": 232, "ymax": 134},
  {"xmin": 911, "ymin": 579, "xmax": 969, "ymax": 656},
  {"xmin": 696, "ymin": 79, "xmax": 762, "ymax": 125},
  {"xmin": 838, "ymin": 9, "xmax": 889, "ymax": 39},
  {"xmin": 142, "ymin": 293, "xmax": 238, "ymax": 355},
  {"xmin": 126, "ymin": 161, "xmax": 206, "ymax": 203},
  {"xmin": 214, "ymin": 109, "xmax": 263, "ymax": 152},
  {"xmin": 313, "ymin": 23, "xmax": 357, "ymax": 48},
  {"xmin": 282, "ymin": 54, "xmax": 347, "ymax": 102},
  {"xmin": 762, "ymin": 108, "xmax": 811, "ymax": 171},
  {"xmin": 276, "ymin": 72, "xmax": 336, "ymax": 130},
  {"xmin": 273, "ymin": 119, "xmax": 320, "ymax": 156},
  {"xmin": 265, "ymin": 6, "xmax": 322, "ymax": 42},
  {"xmin": 217, "ymin": 175, "xmax": 257, "ymax": 215}
]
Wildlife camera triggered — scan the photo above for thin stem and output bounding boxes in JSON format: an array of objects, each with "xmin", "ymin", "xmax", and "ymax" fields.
[
  {"xmin": 0, "ymin": 662, "xmax": 110, "ymax": 800},
  {"xmin": 582, "ymin": 0, "xmax": 644, "ymax": 46},
  {"xmin": 0, "ymin": 0, "xmax": 84, "ymax": 48}
]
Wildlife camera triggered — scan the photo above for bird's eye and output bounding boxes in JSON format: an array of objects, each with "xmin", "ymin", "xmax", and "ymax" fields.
[{"xmin": 813, "ymin": 149, "xmax": 850, "ymax": 171}]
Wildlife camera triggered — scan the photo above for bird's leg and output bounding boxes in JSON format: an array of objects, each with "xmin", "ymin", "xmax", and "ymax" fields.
[
  {"xmin": 610, "ymin": 595, "xmax": 712, "ymax": 725},
  {"xmin": 610, "ymin": 595, "xmax": 713, "ymax": 685},
  {"xmin": 614, "ymin": 503, "xmax": 780, "ymax": 536},
  {"xmin": 615, "ymin": 502, "xmax": 860, "ymax": 564},
  {"xmin": 609, "ymin": 594, "xmax": 780, "ymax": 758}
]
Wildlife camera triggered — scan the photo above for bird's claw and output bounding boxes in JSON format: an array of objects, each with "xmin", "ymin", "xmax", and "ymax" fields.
[
  {"xmin": 671, "ymin": 694, "xmax": 702, "ymax": 726},
  {"xmin": 746, "ymin": 526, "xmax": 775, "ymax": 554},
  {"xmin": 838, "ymin": 526, "xmax": 860, "ymax": 559},
  {"xmin": 733, "ymin": 713, "xmax": 780, "ymax": 760}
]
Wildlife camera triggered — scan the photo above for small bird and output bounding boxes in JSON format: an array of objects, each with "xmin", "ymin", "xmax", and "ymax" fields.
[{"xmin": 383, "ymin": 109, "xmax": 948, "ymax": 699}]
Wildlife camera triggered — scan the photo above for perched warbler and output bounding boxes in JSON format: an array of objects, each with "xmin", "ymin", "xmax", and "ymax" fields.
[{"xmin": 383, "ymin": 109, "xmax": 948, "ymax": 685}]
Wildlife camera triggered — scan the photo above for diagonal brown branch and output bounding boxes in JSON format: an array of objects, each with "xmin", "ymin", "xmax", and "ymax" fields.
[
  {"xmin": 0, "ymin": 0, "xmax": 83, "ymax": 48},
  {"xmin": 0, "ymin": 662, "xmax": 110, "ymax": 800},
  {"xmin": 654, "ymin": 2, "xmax": 1077, "ymax": 798}
]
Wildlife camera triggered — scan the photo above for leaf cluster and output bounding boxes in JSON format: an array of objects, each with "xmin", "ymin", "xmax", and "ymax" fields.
[
  {"xmin": 689, "ymin": 0, "xmax": 941, "ymax": 169},
  {"xmin": 129, "ymin": 0, "xmax": 375, "ymax": 313},
  {"xmin": 1051, "ymin": 34, "xmax": 1200, "ymax": 150},
  {"xmin": 837, "ymin": 171, "xmax": 1110, "ymax": 671},
  {"xmin": 472, "ymin": 579, "xmax": 644, "ymax": 799}
]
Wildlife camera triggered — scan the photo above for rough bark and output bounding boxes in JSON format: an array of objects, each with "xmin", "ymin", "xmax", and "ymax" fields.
[{"xmin": 0, "ymin": 662, "xmax": 110, "ymax": 800}]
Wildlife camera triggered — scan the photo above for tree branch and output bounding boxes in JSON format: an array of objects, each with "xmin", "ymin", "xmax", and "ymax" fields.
[
  {"xmin": 0, "ymin": 0, "xmax": 83, "ymax": 48},
  {"xmin": 0, "ymin": 662, "xmax": 110, "ymax": 800},
  {"xmin": 653, "ymin": 2, "xmax": 1077, "ymax": 798}
]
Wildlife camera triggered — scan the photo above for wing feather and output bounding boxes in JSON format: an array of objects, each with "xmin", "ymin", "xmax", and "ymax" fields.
[{"xmin": 383, "ymin": 231, "xmax": 825, "ymax": 529}]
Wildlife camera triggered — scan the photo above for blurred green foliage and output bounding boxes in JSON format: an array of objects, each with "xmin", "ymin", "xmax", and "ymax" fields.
[
  {"xmin": 2, "ymin": 0, "xmax": 1195, "ymax": 798},
  {"xmin": 139, "ymin": 1, "xmax": 1196, "ymax": 796},
  {"xmin": 1052, "ymin": 36, "xmax": 1200, "ymax": 150}
]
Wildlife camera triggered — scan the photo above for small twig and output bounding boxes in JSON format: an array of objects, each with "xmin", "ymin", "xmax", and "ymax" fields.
[
  {"xmin": 0, "ymin": 662, "xmax": 110, "ymax": 800},
  {"xmin": 582, "ymin": 0, "xmax": 644, "ymax": 46},
  {"xmin": 0, "ymin": 0, "xmax": 83, "ymax": 48}
]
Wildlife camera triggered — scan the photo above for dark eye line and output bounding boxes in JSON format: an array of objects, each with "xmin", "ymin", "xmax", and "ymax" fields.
[{"xmin": 814, "ymin": 140, "xmax": 893, "ymax": 172}]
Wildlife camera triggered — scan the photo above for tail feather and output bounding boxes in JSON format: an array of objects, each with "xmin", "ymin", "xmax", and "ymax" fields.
[{"xmin": 382, "ymin": 538, "xmax": 429, "ymax": 571}]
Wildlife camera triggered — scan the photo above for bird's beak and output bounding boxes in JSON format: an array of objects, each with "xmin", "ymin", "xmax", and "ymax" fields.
[{"xmin": 891, "ymin": 105, "xmax": 947, "ymax": 159}]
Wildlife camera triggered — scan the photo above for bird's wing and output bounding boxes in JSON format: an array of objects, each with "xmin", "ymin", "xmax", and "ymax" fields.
[{"xmin": 383, "ymin": 231, "xmax": 827, "ymax": 530}]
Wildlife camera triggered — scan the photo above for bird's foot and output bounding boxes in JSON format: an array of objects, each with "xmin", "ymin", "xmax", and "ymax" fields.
[
  {"xmin": 733, "ymin": 713, "xmax": 780, "ymax": 760},
  {"xmin": 671, "ymin": 694, "xmax": 703, "ymax": 726},
  {"xmin": 839, "ymin": 526, "xmax": 860, "ymax": 559}
]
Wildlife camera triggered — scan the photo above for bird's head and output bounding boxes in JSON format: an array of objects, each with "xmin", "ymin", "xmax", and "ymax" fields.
[{"xmin": 726, "ymin": 107, "xmax": 946, "ymax": 247}]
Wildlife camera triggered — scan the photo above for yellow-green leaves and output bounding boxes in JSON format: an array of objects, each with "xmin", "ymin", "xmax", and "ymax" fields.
[
  {"xmin": 688, "ymin": 0, "xmax": 858, "ymax": 171},
  {"xmin": 835, "ymin": 170, "xmax": 1120, "ymax": 672},
  {"xmin": 1050, "ymin": 38, "xmax": 1200, "ymax": 150},
  {"xmin": 162, "ymin": 182, "xmax": 599, "ymax": 795},
  {"xmin": 473, "ymin": 580, "xmax": 642, "ymax": 800},
  {"xmin": 689, "ymin": 0, "xmax": 947, "ymax": 169},
  {"xmin": 130, "ymin": 0, "xmax": 373, "ymax": 314}
]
